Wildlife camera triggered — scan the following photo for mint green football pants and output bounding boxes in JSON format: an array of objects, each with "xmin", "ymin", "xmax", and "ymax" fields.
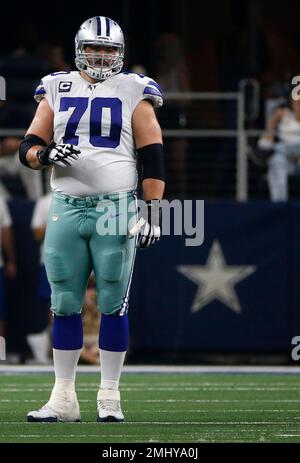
[{"xmin": 44, "ymin": 191, "xmax": 137, "ymax": 317}]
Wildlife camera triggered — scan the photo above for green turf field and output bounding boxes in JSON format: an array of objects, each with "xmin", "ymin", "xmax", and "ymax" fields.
[{"xmin": 1, "ymin": 372, "xmax": 300, "ymax": 443}]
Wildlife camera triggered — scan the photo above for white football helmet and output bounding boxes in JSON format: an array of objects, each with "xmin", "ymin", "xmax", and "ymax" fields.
[{"xmin": 75, "ymin": 16, "xmax": 124, "ymax": 81}]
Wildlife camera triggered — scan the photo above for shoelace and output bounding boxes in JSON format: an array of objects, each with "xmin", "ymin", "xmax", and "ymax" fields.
[{"xmin": 97, "ymin": 399, "xmax": 120, "ymax": 413}]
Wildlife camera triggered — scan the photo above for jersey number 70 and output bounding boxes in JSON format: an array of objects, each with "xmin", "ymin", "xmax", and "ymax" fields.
[{"xmin": 59, "ymin": 97, "xmax": 122, "ymax": 148}]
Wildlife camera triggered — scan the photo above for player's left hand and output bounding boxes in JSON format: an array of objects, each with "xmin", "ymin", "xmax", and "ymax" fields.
[{"xmin": 129, "ymin": 199, "xmax": 161, "ymax": 248}]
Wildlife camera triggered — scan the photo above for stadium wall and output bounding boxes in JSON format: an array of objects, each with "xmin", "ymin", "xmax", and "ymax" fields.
[{"xmin": 3, "ymin": 199, "xmax": 300, "ymax": 360}]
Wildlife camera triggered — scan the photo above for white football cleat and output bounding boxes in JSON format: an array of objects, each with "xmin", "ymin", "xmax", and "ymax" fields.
[
  {"xmin": 27, "ymin": 391, "xmax": 81, "ymax": 422},
  {"xmin": 97, "ymin": 389, "xmax": 124, "ymax": 422}
]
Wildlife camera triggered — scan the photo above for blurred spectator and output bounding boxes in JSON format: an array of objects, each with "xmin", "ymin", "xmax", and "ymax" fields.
[
  {"xmin": 262, "ymin": 71, "xmax": 294, "ymax": 125},
  {"xmin": 0, "ymin": 196, "xmax": 16, "ymax": 337},
  {"xmin": 0, "ymin": 137, "xmax": 43, "ymax": 200},
  {"xmin": 258, "ymin": 97, "xmax": 300, "ymax": 201},
  {"xmin": 36, "ymin": 40, "xmax": 71, "ymax": 73},
  {"xmin": 28, "ymin": 192, "xmax": 52, "ymax": 364},
  {"xmin": 0, "ymin": 46, "xmax": 49, "ymax": 128},
  {"xmin": 154, "ymin": 33, "xmax": 190, "ymax": 198},
  {"xmin": 80, "ymin": 274, "xmax": 100, "ymax": 365}
]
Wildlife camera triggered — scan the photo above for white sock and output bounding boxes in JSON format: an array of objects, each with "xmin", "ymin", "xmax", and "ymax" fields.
[
  {"xmin": 52, "ymin": 348, "xmax": 82, "ymax": 394},
  {"xmin": 99, "ymin": 349, "xmax": 126, "ymax": 391},
  {"xmin": 51, "ymin": 378, "xmax": 76, "ymax": 396},
  {"xmin": 26, "ymin": 330, "xmax": 49, "ymax": 363}
]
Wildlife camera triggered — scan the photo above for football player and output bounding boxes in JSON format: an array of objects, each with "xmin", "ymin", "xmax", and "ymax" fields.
[{"xmin": 19, "ymin": 16, "xmax": 165, "ymax": 422}]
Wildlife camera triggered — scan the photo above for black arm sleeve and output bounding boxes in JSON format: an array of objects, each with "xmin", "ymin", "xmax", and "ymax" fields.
[
  {"xmin": 19, "ymin": 134, "xmax": 47, "ymax": 168},
  {"xmin": 137, "ymin": 143, "xmax": 165, "ymax": 181}
]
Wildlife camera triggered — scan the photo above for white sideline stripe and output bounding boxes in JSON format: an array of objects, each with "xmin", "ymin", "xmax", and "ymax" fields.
[
  {"xmin": 1, "ymin": 430, "xmax": 297, "ymax": 437},
  {"xmin": 0, "ymin": 412, "xmax": 300, "ymax": 415},
  {"xmin": 1, "ymin": 386, "xmax": 300, "ymax": 392},
  {"xmin": 2, "ymin": 365, "xmax": 300, "ymax": 374},
  {"xmin": 0, "ymin": 435, "xmax": 201, "ymax": 440},
  {"xmin": 2, "ymin": 399, "xmax": 300, "ymax": 403},
  {"xmin": 79, "ymin": 411, "xmax": 300, "ymax": 416},
  {"xmin": 0, "ymin": 421, "xmax": 294, "ymax": 425},
  {"xmin": 2, "ymin": 382, "xmax": 300, "ymax": 387},
  {"xmin": 1, "ymin": 439, "xmax": 199, "ymax": 443}
]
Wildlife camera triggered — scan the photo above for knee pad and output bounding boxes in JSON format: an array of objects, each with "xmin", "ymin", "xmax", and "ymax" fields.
[
  {"xmin": 100, "ymin": 303, "xmax": 127, "ymax": 316},
  {"xmin": 46, "ymin": 250, "xmax": 82, "ymax": 316},
  {"xmin": 51, "ymin": 290, "xmax": 82, "ymax": 317},
  {"xmin": 45, "ymin": 250, "xmax": 70, "ymax": 282},
  {"xmin": 100, "ymin": 249, "xmax": 126, "ymax": 282},
  {"xmin": 97, "ymin": 246, "xmax": 134, "ymax": 315}
]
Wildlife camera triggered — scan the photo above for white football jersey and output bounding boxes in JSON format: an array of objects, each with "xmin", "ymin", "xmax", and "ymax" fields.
[{"xmin": 34, "ymin": 71, "xmax": 163, "ymax": 196}]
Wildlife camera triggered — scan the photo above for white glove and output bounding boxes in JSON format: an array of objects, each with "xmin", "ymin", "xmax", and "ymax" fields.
[
  {"xmin": 37, "ymin": 142, "xmax": 80, "ymax": 167},
  {"xmin": 129, "ymin": 200, "xmax": 161, "ymax": 248}
]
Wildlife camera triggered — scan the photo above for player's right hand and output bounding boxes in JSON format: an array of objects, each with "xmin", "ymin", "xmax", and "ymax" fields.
[{"xmin": 37, "ymin": 142, "xmax": 81, "ymax": 167}]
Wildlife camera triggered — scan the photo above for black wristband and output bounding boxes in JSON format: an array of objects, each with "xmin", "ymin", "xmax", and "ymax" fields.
[
  {"xmin": 19, "ymin": 134, "xmax": 47, "ymax": 168},
  {"xmin": 36, "ymin": 141, "xmax": 56, "ymax": 166},
  {"xmin": 137, "ymin": 143, "xmax": 165, "ymax": 181}
]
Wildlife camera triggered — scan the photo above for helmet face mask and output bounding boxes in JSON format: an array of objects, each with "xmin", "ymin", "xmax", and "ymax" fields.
[{"xmin": 75, "ymin": 17, "xmax": 125, "ymax": 81}]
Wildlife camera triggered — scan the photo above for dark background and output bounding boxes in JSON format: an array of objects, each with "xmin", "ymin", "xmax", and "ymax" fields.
[
  {"xmin": 2, "ymin": 0, "xmax": 300, "ymax": 362},
  {"xmin": 2, "ymin": 0, "xmax": 300, "ymax": 92}
]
